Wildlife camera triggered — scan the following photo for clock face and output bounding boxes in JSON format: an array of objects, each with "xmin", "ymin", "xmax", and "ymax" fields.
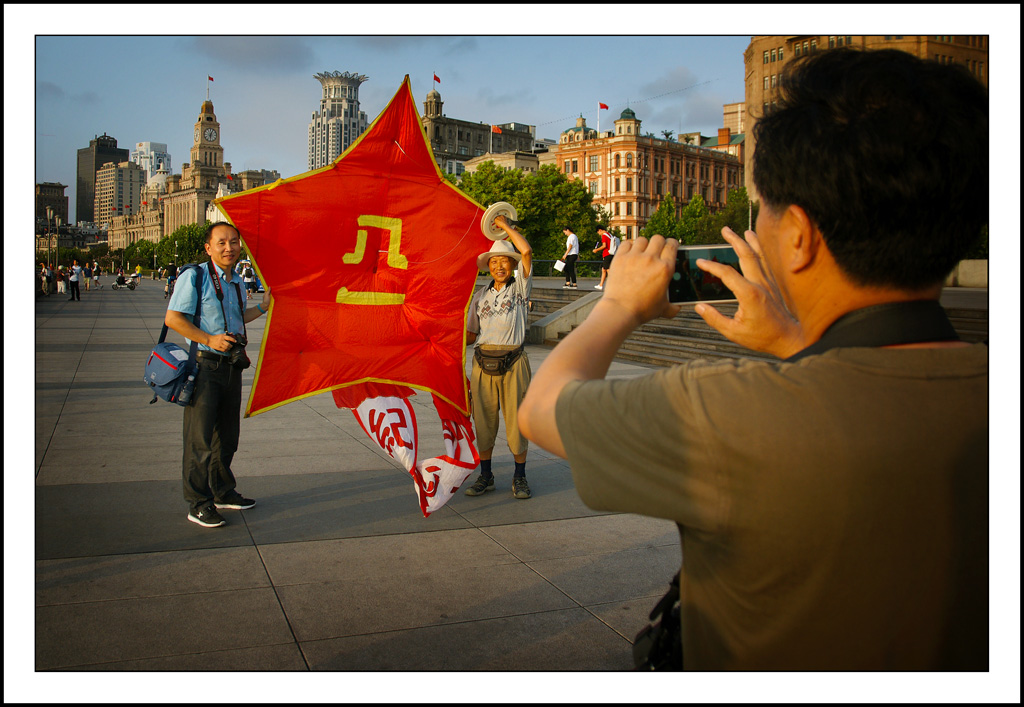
[
  {"xmin": 204, "ymin": 128, "xmax": 218, "ymax": 142},
  {"xmin": 194, "ymin": 128, "xmax": 201, "ymax": 142}
]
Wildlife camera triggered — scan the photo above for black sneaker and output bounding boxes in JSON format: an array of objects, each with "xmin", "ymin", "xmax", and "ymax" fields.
[
  {"xmin": 188, "ymin": 505, "xmax": 226, "ymax": 528},
  {"xmin": 512, "ymin": 477, "xmax": 532, "ymax": 499},
  {"xmin": 464, "ymin": 474, "xmax": 495, "ymax": 496},
  {"xmin": 214, "ymin": 493, "xmax": 256, "ymax": 510}
]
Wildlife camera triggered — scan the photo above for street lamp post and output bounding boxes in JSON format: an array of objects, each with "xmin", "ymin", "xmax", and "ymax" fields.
[
  {"xmin": 55, "ymin": 217, "xmax": 62, "ymax": 263},
  {"xmin": 45, "ymin": 206, "xmax": 53, "ymax": 269}
]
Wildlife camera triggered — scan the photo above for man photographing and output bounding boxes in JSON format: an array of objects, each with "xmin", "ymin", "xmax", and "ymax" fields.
[
  {"xmin": 165, "ymin": 222, "xmax": 271, "ymax": 528},
  {"xmin": 518, "ymin": 49, "xmax": 988, "ymax": 669}
]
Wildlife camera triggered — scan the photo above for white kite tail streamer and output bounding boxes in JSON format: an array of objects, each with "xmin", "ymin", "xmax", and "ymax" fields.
[{"xmin": 352, "ymin": 396, "xmax": 478, "ymax": 517}]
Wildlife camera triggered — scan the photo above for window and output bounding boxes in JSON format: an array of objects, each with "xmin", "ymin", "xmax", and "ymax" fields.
[
  {"xmin": 771, "ymin": 49, "xmax": 777, "ymax": 62},
  {"xmin": 779, "ymin": 46, "xmax": 784, "ymax": 61},
  {"xmin": 795, "ymin": 44, "xmax": 802, "ymax": 57},
  {"xmin": 614, "ymin": 154, "xmax": 621, "ymax": 168},
  {"xmin": 763, "ymin": 51, "xmax": 769, "ymax": 64},
  {"xmin": 626, "ymin": 153, "xmax": 633, "ymax": 168},
  {"xmin": 564, "ymin": 161, "xmax": 570, "ymax": 173},
  {"xmin": 571, "ymin": 159, "xmax": 578, "ymax": 173},
  {"xmin": 614, "ymin": 202, "xmax": 620, "ymax": 215},
  {"xmin": 589, "ymin": 155, "xmax": 599, "ymax": 171},
  {"xmin": 614, "ymin": 178, "xmax": 620, "ymax": 192},
  {"xmin": 589, "ymin": 181, "xmax": 598, "ymax": 193},
  {"xmin": 764, "ymin": 76, "xmax": 770, "ymax": 90},
  {"xmin": 626, "ymin": 177, "xmax": 633, "ymax": 192},
  {"xmin": 829, "ymin": 36, "xmax": 836, "ymax": 49},
  {"xmin": 626, "ymin": 202, "xmax": 632, "ymax": 216}
]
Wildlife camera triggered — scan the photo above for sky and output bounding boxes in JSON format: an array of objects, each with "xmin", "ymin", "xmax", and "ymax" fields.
[
  {"xmin": 7, "ymin": 5, "xmax": 1023, "ymax": 703},
  {"xmin": 31, "ymin": 32, "xmax": 750, "ymax": 222}
]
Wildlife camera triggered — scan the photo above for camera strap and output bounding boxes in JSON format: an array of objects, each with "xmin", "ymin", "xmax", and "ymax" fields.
[
  {"xmin": 785, "ymin": 299, "xmax": 959, "ymax": 363},
  {"xmin": 206, "ymin": 261, "xmax": 247, "ymax": 340}
]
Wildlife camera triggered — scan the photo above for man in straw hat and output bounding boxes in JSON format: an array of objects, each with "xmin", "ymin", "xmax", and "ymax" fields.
[{"xmin": 464, "ymin": 214, "xmax": 534, "ymax": 500}]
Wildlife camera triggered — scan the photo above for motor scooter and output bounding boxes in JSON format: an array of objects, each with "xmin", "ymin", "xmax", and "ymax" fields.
[{"xmin": 110, "ymin": 275, "xmax": 135, "ymax": 290}]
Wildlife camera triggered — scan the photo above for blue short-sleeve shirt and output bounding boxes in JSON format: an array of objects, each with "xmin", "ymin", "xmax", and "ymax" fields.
[{"xmin": 167, "ymin": 262, "xmax": 246, "ymax": 353}]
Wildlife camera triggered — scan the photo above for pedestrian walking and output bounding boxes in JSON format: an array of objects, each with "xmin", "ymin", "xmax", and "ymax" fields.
[
  {"xmin": 56, "ymin": 266, "xmax": 66, "ymax": 295},
  {"xmin": 560, "ymin": 228, "xmax": 579, "ymax": 289},
  {"xmin": 68, "ymin": 260, "xmax": 82, "ymax": 301}
]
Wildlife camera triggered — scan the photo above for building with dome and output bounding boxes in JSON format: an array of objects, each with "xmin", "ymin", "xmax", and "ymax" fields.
[
  {"xmin": 308, "ymin": 70, "xmax": 369, "ymax": 170},
  {"xmin": 420, "ymin": 88, "xmax": 537, "ymax": 176},
  {"xmin": 553, "ymin": 106, "xmax": 744, "ymax": 239}
]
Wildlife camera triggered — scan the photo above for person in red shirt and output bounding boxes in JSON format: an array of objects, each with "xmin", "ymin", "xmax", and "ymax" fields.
[{"xmin": 591, "ymin": 228, "xmax": 616, "ymax": 290}]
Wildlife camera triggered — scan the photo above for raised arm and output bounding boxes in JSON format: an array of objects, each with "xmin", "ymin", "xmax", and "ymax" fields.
[
  {"xmin": 493, "ymin": 214, "xmax": 532, "ymax": 277},
  {"xmin": 518, "ymin": 235, "xmax": 681, "ymax": 457}
]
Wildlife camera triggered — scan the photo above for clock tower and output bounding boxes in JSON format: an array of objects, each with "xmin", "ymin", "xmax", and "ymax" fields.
[
  {"xmin": 190, "ymin": 100, "xmax": 224, "ymax": 171},
  {"xmin": 162, "ymin": 99, "xmax": 233, "ymax": 237}
]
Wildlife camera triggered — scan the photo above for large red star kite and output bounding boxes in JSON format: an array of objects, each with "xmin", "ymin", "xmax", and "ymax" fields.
[{"xmin": 215, "ymin": 76, "xmax": 492, "ymax": 516}]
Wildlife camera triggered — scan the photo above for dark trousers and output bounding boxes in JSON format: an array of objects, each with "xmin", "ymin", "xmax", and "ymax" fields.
[
  {"xmin": 68, "ymin": 281, "xmax": 81, "ymax": 300},
  {"xmin": 182, "ymin": 354, "xmax": 242, "ymax": 511},
  {"xmin": 564, "ymin": 254, "xmax": 578, "ymax": 285}
]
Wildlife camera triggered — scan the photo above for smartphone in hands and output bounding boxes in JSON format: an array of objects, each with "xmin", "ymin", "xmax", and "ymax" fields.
[{"xmin": 668, "ymin": 245, "xmax": 740, "ymax": 303}]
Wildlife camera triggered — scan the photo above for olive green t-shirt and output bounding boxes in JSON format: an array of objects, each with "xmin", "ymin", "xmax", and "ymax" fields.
[{"xmin": 556, "ymin": 344, "xmax": 988, "ymax": 670}]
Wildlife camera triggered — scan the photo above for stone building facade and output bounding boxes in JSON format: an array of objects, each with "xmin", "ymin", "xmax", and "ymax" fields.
[
  {"xmin": 420, "ymin": 89, "xmax": 536, "ymax": 176},
  {"xmin": 36, "ymin": 182, "xmax": 69, "ymax": 224},
  {"xmin": 553, "ymin": 110, "xmax": 744, "ymax": 239}
]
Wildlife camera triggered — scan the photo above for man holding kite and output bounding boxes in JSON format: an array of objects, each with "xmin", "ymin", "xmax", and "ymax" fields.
[{"xmin": 464, "ymin": 215, "xmax": 534, "ymax": 500}]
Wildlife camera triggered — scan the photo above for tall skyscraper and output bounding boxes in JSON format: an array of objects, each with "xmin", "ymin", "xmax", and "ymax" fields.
[
  {"xmin": 130, "ymin": 141, "xmax": 173, "ymax": 182},
  {"xmin": 94, "ymin": 160, "xmax": 147, "ymax": 227},
  {"xmin": 76, "ymin": 133, "xmax": 129, "ymax": 225},
  {"xmin": 307, "ymin": 71, "xmax": 369, "ymax": 170}
]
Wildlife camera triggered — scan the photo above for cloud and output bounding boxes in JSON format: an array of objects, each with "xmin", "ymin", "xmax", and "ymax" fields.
[
  {"xmin": 187, "ymin": 36, "xmax": 316, "ymax": 73},
  {"xmin": 37, "ymin": 81, "xmax": 65, "ymax": 100}
]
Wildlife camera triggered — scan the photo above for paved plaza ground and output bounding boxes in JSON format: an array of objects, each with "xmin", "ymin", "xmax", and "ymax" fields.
[{"xmin": 14, "ymin": 273, "xmax": 1015, "ymax": 702}]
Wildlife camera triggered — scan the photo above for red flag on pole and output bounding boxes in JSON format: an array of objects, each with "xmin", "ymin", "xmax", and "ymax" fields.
[
  {"xmin": 599, "ymin": 103, "xmax": 609, "ymax": 110},
  {"xmin": 208, "ymin": 76, "xmax": 214, "ymax": 82},
  {"xmin": 433, "ymin": 73, "xmax": 440, "ymax": 83},
  {"xmin": 491, "ymin": 125, "xmax": 502, "ymax": 134}
]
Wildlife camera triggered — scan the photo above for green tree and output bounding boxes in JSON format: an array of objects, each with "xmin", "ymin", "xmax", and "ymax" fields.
[
  {"xmin": 156, "ymin": 222, "xmax": 211, "ymax": 266},
  {"xmin": 457, "ymin": 161, "xmax": 524, "ymax": 208},
  {"xmin": 641, "ymin": 194, "xmax": 681, "ymax": 241},
  {"xmin": 678, "ymin": 194, "xmax": 713, "ymax": 245},
  {"xmin": 125, "ymin": 238, "xmax": 156, "ymax": 270},
  {"xmin": 515, "ymin": 164, "xmax": 601, "ymax": 263},
  {"xmin": 661, "ymin": 130, "xmax": 675, "ymax": 142},
  {"xmin": 712, "ymin": 187, "xmax": 758, "ymax": 239},
  {"xmin": 457, "ymin": 163, "xmax": 602, "ymax": 274}
]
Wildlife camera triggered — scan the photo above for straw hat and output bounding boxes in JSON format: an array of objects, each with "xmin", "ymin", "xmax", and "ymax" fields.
[{"xmin": 476, "ymin": 239, "xmax": 522, "ymax": 272}]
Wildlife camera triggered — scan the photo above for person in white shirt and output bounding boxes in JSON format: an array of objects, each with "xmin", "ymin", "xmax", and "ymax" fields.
[{"xmin": 561, "ymin": 228, "xmax": 579, "ymax": 289}]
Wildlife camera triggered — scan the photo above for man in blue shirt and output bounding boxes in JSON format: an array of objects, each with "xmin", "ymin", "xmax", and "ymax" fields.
[{"xmin": 165, "ymin": 222, "xmax": 271, "ymax": 528}]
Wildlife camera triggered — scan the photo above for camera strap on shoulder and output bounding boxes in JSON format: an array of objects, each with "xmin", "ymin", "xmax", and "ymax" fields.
[
  {"xmin": 786, "ymin": 299, "xmax": 959, "ymax": 362},
  {"xmin": 157, "ymin": 264, "xmax": 203, "ymax": 352}
]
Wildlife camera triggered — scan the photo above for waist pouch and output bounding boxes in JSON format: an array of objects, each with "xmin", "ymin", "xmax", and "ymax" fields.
[{"xmin": 474, "ymin": 345, "xmax": 524, "ymax": 376}]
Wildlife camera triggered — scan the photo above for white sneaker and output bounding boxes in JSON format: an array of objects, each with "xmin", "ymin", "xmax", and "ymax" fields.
[{"xmin": 595, "ymin": 285, "xmax": 603, "ymax": 290}]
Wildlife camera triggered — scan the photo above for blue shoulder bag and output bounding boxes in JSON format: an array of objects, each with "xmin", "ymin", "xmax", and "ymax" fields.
[{"xmin": 144, "ymin": 264, "xmax": 204, "ymax": 405}]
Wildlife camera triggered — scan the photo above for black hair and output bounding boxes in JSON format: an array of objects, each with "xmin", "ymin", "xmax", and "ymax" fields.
[
  {"xmin": 753, "ymin": 48, "xmax": 988, "ymax": 289},
  {"xmin": 204, "ymin": 221, "xmax": 240, "ymax": 244}
]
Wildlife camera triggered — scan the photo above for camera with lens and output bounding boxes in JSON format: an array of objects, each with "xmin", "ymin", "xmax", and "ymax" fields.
[{"xmin": 226, "ymin": 332, "xmax": 250, "ymax": 370}]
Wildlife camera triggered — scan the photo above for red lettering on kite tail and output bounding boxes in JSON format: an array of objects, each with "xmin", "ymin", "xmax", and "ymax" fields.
[
  {"xmin": 367, "ymin": 410, "xmax": 395, "ymax": 452},
  {"xmin": 420, "ymin": 464, "xmax": 441, "ymax": 498},
  {"xmin": 387, "ymin": 407, "xmax": 414, "ymax": 450}
]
